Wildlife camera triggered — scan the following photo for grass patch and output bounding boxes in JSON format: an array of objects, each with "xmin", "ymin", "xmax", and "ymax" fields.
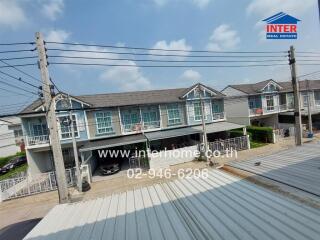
[
  {"xmin": 0, "ymin": 163, "xmax": 28, "ymax": 181},
  {"xmin": 251, "ymin": 141, "xmax": 269, "ymax": 149},
  {"xmin": 0, "ymin": 151, "xmax": 26, "ymax": 168}
]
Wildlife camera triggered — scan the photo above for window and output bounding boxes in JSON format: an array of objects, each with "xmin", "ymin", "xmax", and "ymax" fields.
[
  {"xmin": 193, "ymin": 102, "xmax": 202, "ymax": 121},
  {"xmin": 142, "ymin": 111, "xmax": 158, "ymax": 127},
  {"xmin": 314, "ymin": 91, "xmax": 320, "ymax": 105},
  {"xmin": 301, "ymin": 92, "xmax": 308, "ymax": 107},
  {"xmin": 266, "ymin": 95, "xmax": 274, "ymax": 111},
  {"xmin": 59, "ymin": 115, "xmax": 79, "ymax": 139},
  {"xmin": 122, "ymin": 112, "xmax": 140, "ymax": 131},
  {"xmin": 167, "ymin": 104, "xmax": 182, "ymax": 125},
  {"xmin": 32, "ymin": 123, "xmax": 48, "ymax": 136},
  {"xmin": 287, "ymin": 93, "xmax": 294, "ymax": 108},
  {"xmin": 212, "ymin": 100, "xmax": 223, "ymax": 113},
  {"xmin": 14, "ymin": 129, "xmax": 23, "ymax": 138},
  {"xmin": 95, "ymin": 112, "xmax": 113, "ymax": 134}
]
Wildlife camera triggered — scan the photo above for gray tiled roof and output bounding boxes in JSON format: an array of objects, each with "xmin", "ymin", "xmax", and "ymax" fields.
[
  {"xmin": 20, "ymin": 85, "xmax": 225, "ymax": 114},
  {"xmin": 228, "ymin": 79, "xmax": 320, "ymax": 95}
]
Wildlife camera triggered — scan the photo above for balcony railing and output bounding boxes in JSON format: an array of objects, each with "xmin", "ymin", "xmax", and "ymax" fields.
[
  {"xmin": 212, "ymin": 112, "xmax": 225, "ymax": 121},
  {"xmin": 26, "ymin": 135, "xmax": 50, "ymax": 146},
  {"xmin": 122, "ymin": 121, "xmax": 161, "ymax": 133},
  {"xmin": 249, "ymin": 108, "xmax": 263, "ymax": 116}
]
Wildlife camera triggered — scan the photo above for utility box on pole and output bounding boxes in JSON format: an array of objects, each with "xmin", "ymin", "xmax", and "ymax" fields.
[
  {"xmin": 289, "ymin": 45, "xmax": 303, "ymax": 146},
  {"xmin": 35, "ymin": 32, "xmax": 69, "ymax": 203}
]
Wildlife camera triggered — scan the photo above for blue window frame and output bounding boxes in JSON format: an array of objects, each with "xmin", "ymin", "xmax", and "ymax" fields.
[
  {"xmin": 167, "ymin": 104, "xmax": 182, "ymax": 125},
  {"xmin": 95, "ymin": 112, "xmax": 113, "ymax": 134}
]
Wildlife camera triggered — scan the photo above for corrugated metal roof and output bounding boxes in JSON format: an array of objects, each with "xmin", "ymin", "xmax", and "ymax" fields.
[
  {"xmin": 79, "ymin": 134, "xmax": 147, "ymax": 152},
  {"xmin": 193, "ymin": 121, "xmax": 244, "ymax": 133},
  {"xmin": 25, "ymin": 170, "xmax": 320, "ymax": 240},
  {"xmin": 228, "ymin": 143, "xmax": 320, "ymax": 196}
]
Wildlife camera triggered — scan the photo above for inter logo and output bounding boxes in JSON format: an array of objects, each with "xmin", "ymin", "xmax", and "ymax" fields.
[{"xmin": 263, "ymin": 12, "xmax": 300, "ymax": 39}]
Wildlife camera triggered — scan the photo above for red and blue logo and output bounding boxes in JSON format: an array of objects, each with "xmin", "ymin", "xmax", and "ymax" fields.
[{"xmin": 263, "ymin": 12, "xmax": 300, "ymax": 39}]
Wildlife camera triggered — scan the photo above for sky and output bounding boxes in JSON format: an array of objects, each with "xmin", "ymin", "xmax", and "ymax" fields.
[{"xmin": 0, "ymin": 0, "xmax": 320, "ymax": 113}]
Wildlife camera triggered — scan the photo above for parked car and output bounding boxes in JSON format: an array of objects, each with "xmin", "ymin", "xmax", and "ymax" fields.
[
  {"xmin": 0, "ymin": 156, "xmax": 27, "ymax": 175},
  {"xmin": 99, "ymin": 158, "xmax": 122, "ymax": 176}
]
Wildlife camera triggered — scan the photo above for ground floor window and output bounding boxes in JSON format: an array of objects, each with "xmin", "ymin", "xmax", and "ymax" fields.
[{"xmin": 95, "ymin": 111, "xmax": 113, "ymax": 134}]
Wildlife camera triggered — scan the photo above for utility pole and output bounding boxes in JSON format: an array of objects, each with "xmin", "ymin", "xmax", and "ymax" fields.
[
  {"xmin": 289, "ymin": 45, "xmax": 303, "ymax": 146},
  {"xmin": 67, "ymin": 95, "xmax": 82, "ymax": 192},
  {"xmin": 198, "ymin": 84, "xmax": 209, "ymax": 164},
  {"xmin": 36, "ymin": 32, "xmax": 69, "ymax": 203},
  {"xmin": 306, "ymin": 80, "xmax": 313, "ymax": 135}
]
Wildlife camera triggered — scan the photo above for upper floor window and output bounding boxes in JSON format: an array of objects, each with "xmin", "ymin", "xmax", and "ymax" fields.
[
  {"xmin": 266, "ymin": 95, "xmax": 275, "ymax": 111},
  {"xmin": 212, "ymin": 100, "xmax": 223, "ymax": 113},
  {"xmin": 59, "ymin": 115, "xmax": 79, "ymax": 139},
  {"xmin": 142, "ymin": 111, "xmax": 158, "ymax": 126},
  {"xmin": 31, "ymin": 123, "xmax": 48, "ymax": 136},
  {"xmin": 193, "ymin": 102, "xmax": 203, "ymax": 121},
  {"xmin": 95, "ymin": 112, "xmax": 113, "ymax": 134},
  {"xmin": 167, "ymin": 104, "xmax": 182, "ymax": 126},
  {"xmin": 314, "ymin": 91, "xmax": 320, "ymax": 105},
  {"xmin": 122, "ymin": 111, "xmax": 140, "ymax": 131},
  {"xmin": 301, "ymin": 92, "xmax": 309, "ymax": 107}
]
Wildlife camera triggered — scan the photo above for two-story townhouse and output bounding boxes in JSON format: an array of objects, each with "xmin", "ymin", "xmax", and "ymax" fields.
[
  {"xmin": 20, "ymin": 83, "xmax": 245, "ymax": 177},
  {"xmin": 222, "ymin": 79, "xmax": 320, "ymax": 130}
]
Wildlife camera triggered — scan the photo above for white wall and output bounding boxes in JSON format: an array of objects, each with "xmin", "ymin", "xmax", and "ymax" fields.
[
  {"xmin": 222, "ymin": 87, "xmax": 246, "ymax": 96},
  {"xmin": 26, "ymin": 150, "xmax": 53, "ymax": 175},
  {"xmin": 0, "ymin": 122, "xmax": 20, "ymax": 157},
  {"xmin": 224, "ymin": 97, "xmax": 250, "ymax": 125}
]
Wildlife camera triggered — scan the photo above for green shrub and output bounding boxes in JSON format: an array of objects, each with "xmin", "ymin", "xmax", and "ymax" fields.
[
  {"xmin": 229, "ymin": 129, "xmax": 252, "ymax": 140},
  {"xmin": 246, "ymin": 126, "xmax": 273, "ymax": 143}
]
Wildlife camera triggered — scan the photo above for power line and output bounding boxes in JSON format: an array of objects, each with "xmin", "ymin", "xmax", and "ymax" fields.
[
  {"xmin": 0, "ymin": 70, "xmax": 41, "ymax": 90},
  {"xmin": 45, "ymin": 41, "xmax": 287, "ymax": 54},
  {"xmin": 0, "ymin": 59, "xmax": 40, "ymax": 82},
  {"xmin": 0, "ymin": 79, "xmax": 38, "ymax": 95},
  {"xmin": 47, "ymin": 48, "xmax": 288, "ymax": 58},
  {"xmin": 0, "ymin": 42, "xmax": 35, "ymax": 46},
  {"xmin": 49, "ymin": 55, "xmax": 288, "ymax": 63},
  {"xmin": 48, "ymin": 62, "xmax": 289, "ymax": 68},
  {"xmin": 0, "ymin": 86, "xmax": 31, "ymax": 97},
  {"xmin": 0, "ymin": 49, "xmax": 36, "ymax": 54},
  {"xmin": 0, "ymin": 63, "xmax": 38, "ymax": 69},
  {"xmin": 0, "ymin": 56, "xmax": 38, "ymax": 61}
]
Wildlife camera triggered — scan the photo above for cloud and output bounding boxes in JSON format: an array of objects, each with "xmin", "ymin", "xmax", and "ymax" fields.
[
  {"xmin": 247, "ymin": 0, "xmax": 315, "ymax": 18},
  {"xmin": 153, "ymin": 0, "xmax": 168, "ymax": 7},
  {"xmin": 191, "ymin": 0, "xmax": 212, "ymax": 9},
  {"xmin": 42, "ymin": 0, "xmax": 64, "ymax": 20},
  {"xmin": 100, "ymin": 64, "xmax": 151, "ymax": 91},
  {"xmin": 0, "ymin": 1, "xmax": 26, "ymax": 28},
  {"xmin": 45, "ymin": 29, "xmax": 70, "ymax": 42},
  {"xmin": 206, "ymin": 24, "xmax": 240, "ymax": 51},
  {"xmin": 150, "ymin": 39, "xmax": 192, "ymax": 58},
  {"xmin": 179, "ymin": 69, "xmax": 202, "ymax": 83}
]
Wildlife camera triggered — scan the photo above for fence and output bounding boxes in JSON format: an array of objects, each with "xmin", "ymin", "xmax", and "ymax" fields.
[
  {"xmin": 0, "ymin": 168, "xmax": 76, "ymax": 202},
  {"xmin": 208, "ymin": 135, "xmax": 249, "ymax": 154},
  {"xmin": 273, "ymin": 127, "xmax": 295, "ymax": 142}
]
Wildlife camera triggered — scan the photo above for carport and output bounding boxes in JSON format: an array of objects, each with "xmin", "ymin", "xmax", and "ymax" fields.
[{"xmin": 79, "ymin": 134, "xmax": 147, "ymax": 181}]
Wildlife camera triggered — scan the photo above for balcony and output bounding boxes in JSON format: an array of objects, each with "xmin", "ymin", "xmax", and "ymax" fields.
[
  {"xmin": 249, "ymin": 108, "xmax": 263, "ymax": 116},
  {"xmin": 122, "ymin": 121, "xmax": 161, "ymax": 133},
  {"xmin": 26, "ymin": 135, "xmax": 50, "ymax": 146},
  {"xmin": 212, "ymin": 112, "xmax": 226, "ymax": 121}
]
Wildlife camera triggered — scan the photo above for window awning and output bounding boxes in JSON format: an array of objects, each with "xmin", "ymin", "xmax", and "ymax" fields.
[{"xmin": 79, "ymin": 134, "xmax": 147, "ymax": 152}]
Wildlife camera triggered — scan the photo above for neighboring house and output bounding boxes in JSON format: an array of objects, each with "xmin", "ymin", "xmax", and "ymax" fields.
[
  {"xmin": 0, "ymin": 117, "xmax": 23, "ymax": 157},
  {"xmin": 222, "ymin": 79, "xmax": 320, "ymax": 130},
  {"xmin": 19, "ymin": 83, "xmax": 245, "ymax": 176}
]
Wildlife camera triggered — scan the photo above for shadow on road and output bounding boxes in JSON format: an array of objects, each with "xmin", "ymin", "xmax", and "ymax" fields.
[{"xmin": 0, "ymin": 218, "xmax": 42, "ymax": 240}]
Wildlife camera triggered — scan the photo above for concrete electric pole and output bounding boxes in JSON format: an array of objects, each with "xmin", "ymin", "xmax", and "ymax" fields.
[
  {"xmin": 67, "ymin": 95, "xmax": 82, "ymax": 192},
  {"xmin": 35, "ymin": 32, "xmax": 69, "ymax": 203},
  {"xmin": 289, "ymin": 45, "xmax": 303, "ymax": 146},
  {"xmin": 306, "ymin": 80, "xmax": 313, "ymax": 135}
]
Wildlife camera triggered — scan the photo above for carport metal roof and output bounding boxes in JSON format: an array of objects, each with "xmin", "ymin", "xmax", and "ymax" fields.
[
  {"xmin": 144, "ymin": 126, "xmax": 200, "ymax": 141},
  {"xmin": 25, "ymin": 170, "xmax": 320, "ymax": 240},
  {"xmin": 79, "ymin": 134, "xmax": 146, "ymax": 152},
  {"xmin": 145, "ymin": 121, "xmax": 244, "ymax": 141},
  {"xmin": 193, "ymin": 121, "xmax": 244, "ymax": 134}
]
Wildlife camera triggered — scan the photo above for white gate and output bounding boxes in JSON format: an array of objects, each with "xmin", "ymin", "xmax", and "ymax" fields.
[
  {"xmin": 0, "ymin": 168, "xmax": 76, "ymax": 202},
  {"xmin": 208, "ymin": 136, "xmax": 249, "ymax": 153}
]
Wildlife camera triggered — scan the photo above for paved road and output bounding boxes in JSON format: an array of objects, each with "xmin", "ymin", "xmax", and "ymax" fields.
[{"xmin": 0, "ymin": 218, "xmax": 41, "ymax": 240}]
